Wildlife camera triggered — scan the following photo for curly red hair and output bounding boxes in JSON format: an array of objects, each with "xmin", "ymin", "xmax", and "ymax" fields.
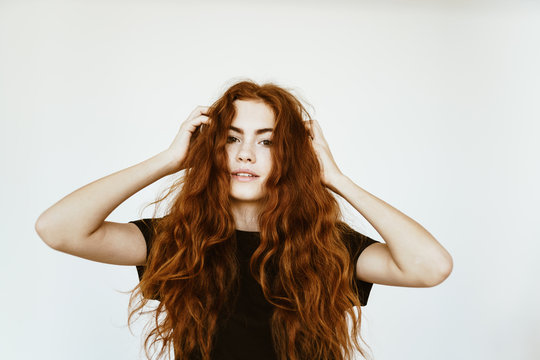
[{"xmin": 127, "ymin": 79, "xmax": 372, "ymax": 360}]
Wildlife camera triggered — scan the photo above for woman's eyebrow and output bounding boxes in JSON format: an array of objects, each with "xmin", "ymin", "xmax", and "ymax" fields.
[{"xmin": 229, "ymin": 126, "xmax": 273, "ymax": 135}]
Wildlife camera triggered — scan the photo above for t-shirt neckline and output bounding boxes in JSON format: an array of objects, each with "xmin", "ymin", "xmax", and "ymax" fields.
[{"xmin": 235, "ymin": 229, "xmax": 260, "ymax": 235}]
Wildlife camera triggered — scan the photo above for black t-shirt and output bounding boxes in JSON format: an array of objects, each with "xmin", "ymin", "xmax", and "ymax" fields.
[{"xmin": 129, "ymin": 218, "xmax": 380, "ymax": 360}]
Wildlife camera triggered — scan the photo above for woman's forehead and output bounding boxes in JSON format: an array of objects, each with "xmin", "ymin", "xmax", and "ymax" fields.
[{"xmin": 231, "ymin": 100, "xmax": 275, "ymax": 129}]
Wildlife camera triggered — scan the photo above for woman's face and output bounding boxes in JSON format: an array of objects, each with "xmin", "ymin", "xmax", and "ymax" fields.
[{"xmin": 226, "ymin": 99, "xmax": 275, "ymax": 203}]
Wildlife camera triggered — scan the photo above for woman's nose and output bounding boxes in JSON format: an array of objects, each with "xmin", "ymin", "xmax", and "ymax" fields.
[{"xmin": 237, "ymin": 144, "xmax": 255, "ymax": 162}]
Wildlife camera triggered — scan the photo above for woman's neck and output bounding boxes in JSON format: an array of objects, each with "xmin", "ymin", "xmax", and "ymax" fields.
[{"xmin": 230, "ymin": 200, "xmax": 262, "ymax": 232}]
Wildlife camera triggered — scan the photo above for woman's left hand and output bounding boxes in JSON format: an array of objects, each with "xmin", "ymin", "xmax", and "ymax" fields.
[{"xmin": 304, "ymin": 119, "xmax": 344, "ymax": 192}]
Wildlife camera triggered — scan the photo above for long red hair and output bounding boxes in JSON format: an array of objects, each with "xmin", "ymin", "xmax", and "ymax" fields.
[{"xmin": 127, "ymin": 80, "xmax": 371, "ymax": 360}]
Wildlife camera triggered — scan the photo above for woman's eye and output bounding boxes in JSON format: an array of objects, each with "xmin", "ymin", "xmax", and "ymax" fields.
[{"xmin": 227, "ymin": 136, "xmax": 272, "ymax": 146}]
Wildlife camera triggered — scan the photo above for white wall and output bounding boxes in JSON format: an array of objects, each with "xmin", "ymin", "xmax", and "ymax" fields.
[{"xmin": 1, "ymin": 0, "xmax": 538, "ymax": 359}]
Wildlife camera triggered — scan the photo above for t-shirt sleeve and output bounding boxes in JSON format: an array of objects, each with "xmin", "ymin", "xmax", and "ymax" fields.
[
  {"xmin": 341, "ymin": 226, "xmax": 381, "ymax": 307},
  {"xmin": 129, "ymin": 218, "xmax": 157, "ymax": 282}
]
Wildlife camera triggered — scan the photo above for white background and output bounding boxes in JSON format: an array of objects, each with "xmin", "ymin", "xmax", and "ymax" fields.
[{"xmin": 1, "ymin": 0, "xmax": 538, "ymax": 359}]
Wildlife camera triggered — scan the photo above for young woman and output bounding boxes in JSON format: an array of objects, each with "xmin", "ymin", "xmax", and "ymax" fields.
[{"xmin": 35, "ymin": 80, "xmax": 453, "ymax": 360}]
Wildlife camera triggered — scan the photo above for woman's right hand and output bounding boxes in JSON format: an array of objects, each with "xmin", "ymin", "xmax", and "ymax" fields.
[{"xmin": 165, "ymin": 105, "xmax": 211, "ymax": 173}]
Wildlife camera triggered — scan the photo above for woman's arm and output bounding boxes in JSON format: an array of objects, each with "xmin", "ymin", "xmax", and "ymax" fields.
[
  {"xmin": 35, "ymin": 106, "xmax": 211, "ymax": 264},
  {"xmin": 34, "ymin": 151, "xmax": 178, "ymax": 263},
  {"xmin": 332, "ymin": 175, "xmax": 453, "ymax": 287},
  {"xmin": 305, "ymin": 119, "xmax": 453, "ymax": 287}
]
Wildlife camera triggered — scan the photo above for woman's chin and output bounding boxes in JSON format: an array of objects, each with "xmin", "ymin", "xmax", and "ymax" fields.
[{"xmin": 229, "ymin": 192, "xmax": 263, "ymax": 203}]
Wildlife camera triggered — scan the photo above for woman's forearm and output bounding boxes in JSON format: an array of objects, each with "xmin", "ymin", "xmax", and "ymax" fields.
[{"xmin": 35, "ymin": 150, "xmax": 177, "ymax": 247}]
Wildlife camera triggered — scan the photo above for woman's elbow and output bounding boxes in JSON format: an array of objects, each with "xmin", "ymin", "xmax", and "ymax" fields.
[{"xmin": 424, "ymin": 253, "xmax": 453, "ymax": 287}]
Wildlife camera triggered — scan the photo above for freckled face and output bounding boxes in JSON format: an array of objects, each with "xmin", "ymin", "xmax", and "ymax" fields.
[{"xmin": 226, "ymin": 99, "xmax": 275, "ymax": 203}]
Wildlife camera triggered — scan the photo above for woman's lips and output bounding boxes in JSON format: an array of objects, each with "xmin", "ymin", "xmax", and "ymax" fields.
[{"xmin": 231, "ymin": 174, "xmax": 259, "ymax": 182}]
